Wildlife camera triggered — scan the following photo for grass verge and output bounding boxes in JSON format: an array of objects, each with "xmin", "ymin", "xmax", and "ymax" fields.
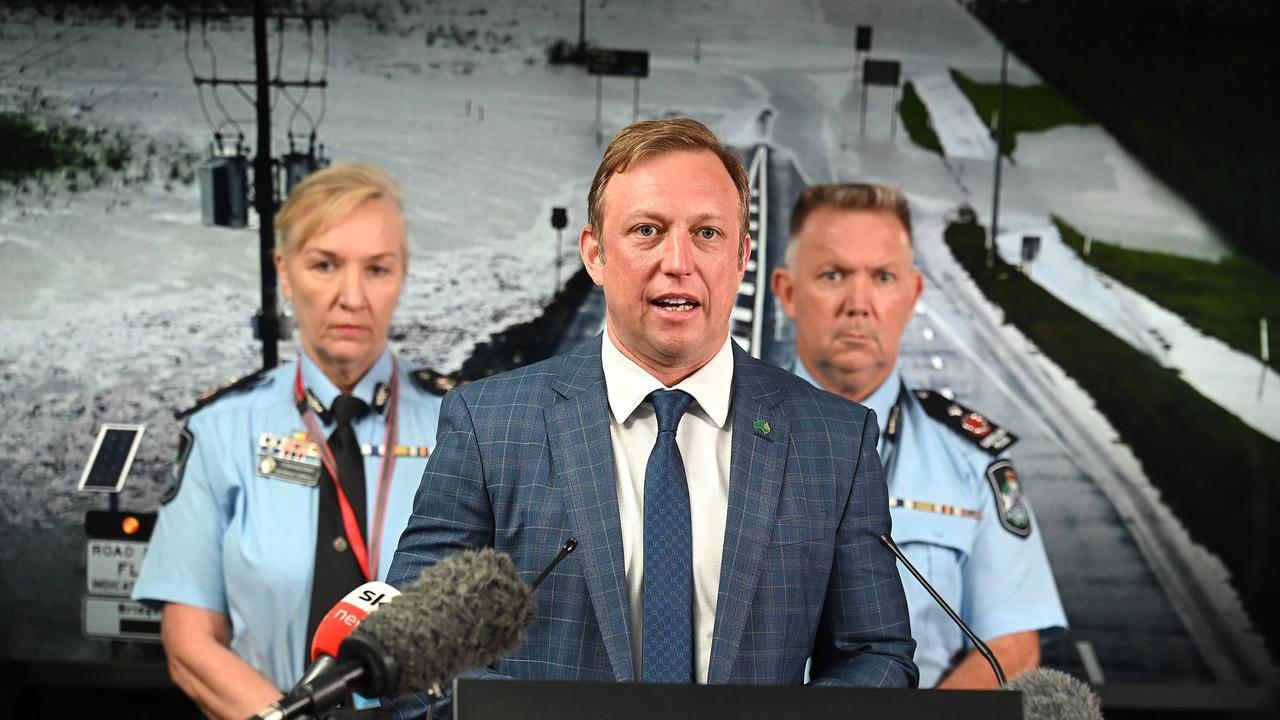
[
  {"xmin": 949, "ymin": 69, "xmax": 1091, "ymax": 158},
  {"xmin": 946, "ymin": 213, "xmax": 1280, "ymax": 662},
  {"xmin": 1053, "ymin": 216, "xmax": 1278, "ymax": 370},
  {"xmin": 898, "ymin": 81, "xmax": 944, "ymax": 156},
  {"xmin": 0, "ymin": 111, "xmax": 130, "ymax": 187}
]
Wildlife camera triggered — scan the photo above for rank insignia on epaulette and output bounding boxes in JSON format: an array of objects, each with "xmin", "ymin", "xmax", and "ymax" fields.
[
  {"xmin": 256, "ymin": 432, "xmax": 322, "ymax": 486},
  {"xmin": 301, "ymin": 387, "xmax": 331, "ymax": 424},
  {"xmin": 174, "ymin": 368, "xmax": 270, "ymax": 420},
  {"xmin": 914, "ymin": 390, "xmax": 1018, "ymax": 456},
  {"xmin": 373, "ymin": 382, "xmax": 390, "ymax": 413},
  {"xmin": 411, "ymin": 368, "xmax": 467, "ymax": 396},
  {"xmin": 985, "ymin": 459, "xmax": 1032, "ymax": 538}
]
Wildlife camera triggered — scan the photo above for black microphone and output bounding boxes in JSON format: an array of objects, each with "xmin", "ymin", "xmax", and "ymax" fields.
[
  {"xmin": 531, "ymin": 538, "xmax": 577, "ymax": 591},
  {"xmin": 251, "ymin": 548, "xmax": 536, "ymax": 720},
  {"xmin": 1006, "ymin": 668, "xmax": 1103, "ymax": 719},
  {"xmin": 878, "ymin": 533, "xmax": 1007, "ymax": 687}
]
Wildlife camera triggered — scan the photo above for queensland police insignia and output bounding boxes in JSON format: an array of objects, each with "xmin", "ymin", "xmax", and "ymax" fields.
[
  {"xmin": 162, "ymin": 426, "xmax": 195, "ymax": 505},
  {"xmin": 985, "ymin": 460, "xmax": 1032, "ymax": 538}
]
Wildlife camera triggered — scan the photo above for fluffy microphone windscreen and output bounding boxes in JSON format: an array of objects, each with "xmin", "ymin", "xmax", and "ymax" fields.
[
  {"xmin": 358, "ymin": 548, "xmax": 535, "ymax": 697},
  {"xmin": 1007, "ymin": 668, "xmax": 1104, "ymax": 720}
]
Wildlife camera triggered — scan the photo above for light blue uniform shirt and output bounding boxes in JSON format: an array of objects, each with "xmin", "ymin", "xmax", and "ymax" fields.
[
  {"xmin": 794, "ymin": 361, "xmax": 1066, "ymax": 687},
  {"xmin": 134, "ymin": 347, "xmax": 442, "ymax": 691}
]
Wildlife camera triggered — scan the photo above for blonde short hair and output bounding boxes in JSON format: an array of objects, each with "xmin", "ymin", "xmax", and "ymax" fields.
[
  {"xmin": 786, "ymin": 183, "xmax": 913, "ymax": 267},
  {"xmin": 274, "ymin": 162, "xmax": 405, "ymax": 260},
  {"xmin": 587, "ymin": 118, "xmax": 750, "ymax": 261}
]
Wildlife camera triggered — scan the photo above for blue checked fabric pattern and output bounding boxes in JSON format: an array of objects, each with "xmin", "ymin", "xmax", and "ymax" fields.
[{"xmin": 641, "ymin": 389, "xmax": 695, "ymax": 683}]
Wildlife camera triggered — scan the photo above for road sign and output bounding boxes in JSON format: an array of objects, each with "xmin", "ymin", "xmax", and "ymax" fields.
[
  {"xmin": 1022, "ymin": 235, "xmax": 1042, "ymax": 263},
  {"xmin": 856, "ymin": 25, "xmax": 872, "ymax": 52},
  {"xmin": 587, "ymin": 48, "xmax": 649, "ymax": 78},
  {"xmin": 83, "ymin": 597, "xmax": 162, "ymax": 642},
  {"xmin": 863, "ymin": 59, "xmax": 901, "ymax": 87},
  {"xmin": 86, "ymin": 538, "xmax": 148, "ymax": 597},
  {"xmin": 85, "ymin": 510, "xmax": 156, "ymax": 597}
]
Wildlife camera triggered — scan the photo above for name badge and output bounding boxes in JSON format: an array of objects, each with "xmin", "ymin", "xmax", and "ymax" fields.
[{"xmin": 257, "ymin": 432, "xmax": 322, "ymax": 486}]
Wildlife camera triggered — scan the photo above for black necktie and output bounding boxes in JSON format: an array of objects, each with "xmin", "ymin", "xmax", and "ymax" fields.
[{"xmin": 305, "ymin": 394, "xmax": 370, "ymax": 663}]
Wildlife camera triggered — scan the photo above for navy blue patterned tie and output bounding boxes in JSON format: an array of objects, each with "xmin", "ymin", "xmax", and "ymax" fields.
[{"xmin": 642, "ymin": 389, "xmax": 695, "ymax": 683}]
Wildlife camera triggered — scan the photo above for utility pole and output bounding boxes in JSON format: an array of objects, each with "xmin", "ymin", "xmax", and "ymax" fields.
[
  {"xmin": 189, "ymin": 5, "xmax": 329, "ymax": 370},
  {"xmin": 988, "ymin": 1, "xmax": 1010, "ymax": 269},
  {"xmin": 253, "ymin": 0, "xmax": 278, "ymax": 368}
]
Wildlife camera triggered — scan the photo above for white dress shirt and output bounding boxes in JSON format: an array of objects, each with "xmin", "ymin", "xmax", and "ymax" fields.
[{"xmin": 601, "ymin": 330, "xmax": 735, "ymax": 684}]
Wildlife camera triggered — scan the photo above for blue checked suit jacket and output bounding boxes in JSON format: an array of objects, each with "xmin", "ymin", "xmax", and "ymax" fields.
[{"xmin": 384, "ymin": 337, "xmax": 916, "ymax": 714}]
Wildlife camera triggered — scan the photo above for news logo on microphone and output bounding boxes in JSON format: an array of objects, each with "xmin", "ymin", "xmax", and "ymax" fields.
[{"xmin": 311, "ymin": 581, "xmax": 401, "ymax": 661}]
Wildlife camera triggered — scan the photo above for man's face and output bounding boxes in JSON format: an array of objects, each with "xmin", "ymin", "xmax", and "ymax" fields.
[
  {"xmin": 580, "ymin": 150, "xmax": 749, "ymax": 383},
  {"xmin": 277, "ymin": 198, "xmax": 406, "ymax": 381},
  {"xmin": 771, "ymin": 207, "xmax": 922, "ymax": 402}
]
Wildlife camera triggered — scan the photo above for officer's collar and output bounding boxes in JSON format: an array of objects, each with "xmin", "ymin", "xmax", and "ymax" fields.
[
  {"xmin": 299, "ymin": 346, "xmax": 394, "ymax": 420},
  {"xmin": 860, "ymin": 366, "xmax": 903, "ymax": 439},
  {"xmin": 792, "ymin": 357, "xmax": 901, "ymax": 439}
]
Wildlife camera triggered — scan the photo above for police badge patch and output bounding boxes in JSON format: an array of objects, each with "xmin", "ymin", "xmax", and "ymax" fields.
[
  {"xmin": 162, "ymin": 426, "xmax": 195, "ymax": 505},
  {"xmin": 985, "ymin": 459, "xmax": 1032, "ymax": 538}
]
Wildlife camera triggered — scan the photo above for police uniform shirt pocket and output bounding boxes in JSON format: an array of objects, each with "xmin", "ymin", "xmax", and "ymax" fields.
[{"xmin": 889, "ymin": 506, "xmax": 977, "ymax": 556}]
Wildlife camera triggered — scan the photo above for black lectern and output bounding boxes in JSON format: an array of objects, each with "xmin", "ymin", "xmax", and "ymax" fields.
[{"xmin": 453, "ymin": 679, "xmax": 1022, "ymax": 720}]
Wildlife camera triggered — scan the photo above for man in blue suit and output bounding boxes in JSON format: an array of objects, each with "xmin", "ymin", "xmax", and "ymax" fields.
[{"xmin": 385, "ymin": 118, "xmax": 916, "ymax": 716}]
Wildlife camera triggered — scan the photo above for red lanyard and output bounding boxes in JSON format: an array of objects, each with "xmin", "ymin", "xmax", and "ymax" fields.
[{"xmin": 293, "ymin": 360, "xmax": 399, "ymax": 582}]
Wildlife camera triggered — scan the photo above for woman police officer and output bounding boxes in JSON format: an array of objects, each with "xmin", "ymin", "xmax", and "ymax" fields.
[{"xmin": 134, "ymin": 163, "xmax": 450, "ymax": 719}]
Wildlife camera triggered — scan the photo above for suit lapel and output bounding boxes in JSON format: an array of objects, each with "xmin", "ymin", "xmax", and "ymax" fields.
[
  {"xmin": 545, "ymin": 337, "xmax": 635, "ymax": 681},
  {"xmin": 708, "ymin": 349, "xmax": 789, "ymax": 683}
]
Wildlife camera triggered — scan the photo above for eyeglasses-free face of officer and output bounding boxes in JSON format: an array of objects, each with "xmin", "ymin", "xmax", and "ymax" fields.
[{"xmin": 275, "ymin": 196, "xmax": 407, "ymax": 395}]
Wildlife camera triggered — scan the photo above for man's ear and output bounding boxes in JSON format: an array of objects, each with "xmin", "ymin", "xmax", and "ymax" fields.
[
  {"xmin": 771, "ymin": 265, "xmax": 798, "ymax": 321},
  {"xmin": 580, "ymin": 224, "xmax": 605, "ymax": 287}
]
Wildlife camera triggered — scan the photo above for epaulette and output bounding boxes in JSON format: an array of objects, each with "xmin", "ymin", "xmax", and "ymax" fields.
[
  {"xmin": 410, "ymin": 368, "xmax": 468, "ymax": 396},
  {"xmin": 913, "ymin": 389, "xmax": 1018, "ymax": 456},
  {"xmin": 174, "ymin": 368, "xmax": 270, "ymax": 420}
]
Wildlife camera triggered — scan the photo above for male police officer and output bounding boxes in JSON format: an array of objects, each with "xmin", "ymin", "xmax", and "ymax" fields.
[{"xmin": 771, "ymin": 183, "xmax": 1066, "ymax": 688}]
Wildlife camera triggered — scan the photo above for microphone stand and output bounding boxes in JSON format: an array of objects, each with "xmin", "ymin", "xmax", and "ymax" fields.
[{"xmin": 879, "ymin": 533, "xmax": 1007, "ymax": 687}]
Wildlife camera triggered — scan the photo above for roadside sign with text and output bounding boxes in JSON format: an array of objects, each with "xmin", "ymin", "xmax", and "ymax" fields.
[
  {"xmin": 83, "ymin": 597, "xmax": 162, "ymax": 642},
  {"xmin": 84, "ymin": 510, "xmax": 156, "ymax": 598},
  {"xmin": 587, "ymin": 48, "xmax": 650, "ymax": 78}
]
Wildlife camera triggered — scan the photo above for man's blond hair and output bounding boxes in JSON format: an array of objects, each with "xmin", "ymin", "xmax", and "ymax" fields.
[
  {"xmin": 786, "ymin": 183, "xmax": 913, "ymax": 267},
  {"xmin": 274, "ymin": 162, "xmax": 405, "ymax": 262},
  {"xmin": 587, "ymin": 118, "xmax": 750, "ymax": 262}
]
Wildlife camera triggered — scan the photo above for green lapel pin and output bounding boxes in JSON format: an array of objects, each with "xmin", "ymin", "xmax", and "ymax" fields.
[{"xmin": 752, "ymin": 419, "xmax": 771, "ymax": 435}]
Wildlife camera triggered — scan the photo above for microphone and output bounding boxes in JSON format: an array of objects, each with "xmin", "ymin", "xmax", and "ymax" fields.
[
  {"xmin": 310, "ymin": 581, "xmax": 402, "ymax": 662},
  {"xmin": 1006, "ymin": 668, "xmax": 1103, "ymax": 719},
  {"xmin": 530, "ymin": 538, "xmax": 577, "ymax": 591},
  {"xmin": 878, "ymin": 533, "xmax": 1007, "ymax": 686},
  {"xmin": 251, "ymin": 548, "xmax": 535, "ymax": 720},
  {"xmin": 279, "ymin": 581, "xmax": 402, "ymax": 710}
]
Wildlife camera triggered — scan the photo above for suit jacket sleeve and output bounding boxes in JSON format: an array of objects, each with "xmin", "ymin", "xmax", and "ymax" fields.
[
  {"xmin": 809, "ymin": 410, "xmax": 919, "ymax": 688},
  {"xmin": 384, "ymin": 388, "xmax": 512, "ymax": 720}
]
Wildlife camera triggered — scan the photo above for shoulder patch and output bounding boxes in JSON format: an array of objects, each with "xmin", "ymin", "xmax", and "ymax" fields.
[
  {"xmin": 174, "ymin": 368, "xmax": 270, "ymax": 420},
  {"xmin": 985, "ymin": 459, "xmax": 1032, "ymax": 538},
  {"xmin": 161, "ymin": 425, "xmax": 195, "ymax": 505},
  {"xmin": 913, "ymin": 389, "xmax": 1018, "ymax": 455},
  {"xmin": 410, "ymin": 368, "xmax": 467, "ymax": 396}
]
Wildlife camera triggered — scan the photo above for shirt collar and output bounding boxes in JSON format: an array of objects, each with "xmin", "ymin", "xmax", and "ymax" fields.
[
  {"xmin": 601, "ymin": 331, "xmax": 734, "ymax": 428},
  {"xmin": 792, "ymin": 356, "xmax": 901, "ymax": 438},
  {"xmin": 299, "ymin": 345, "xmax": 395, "ymax": 414}
]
